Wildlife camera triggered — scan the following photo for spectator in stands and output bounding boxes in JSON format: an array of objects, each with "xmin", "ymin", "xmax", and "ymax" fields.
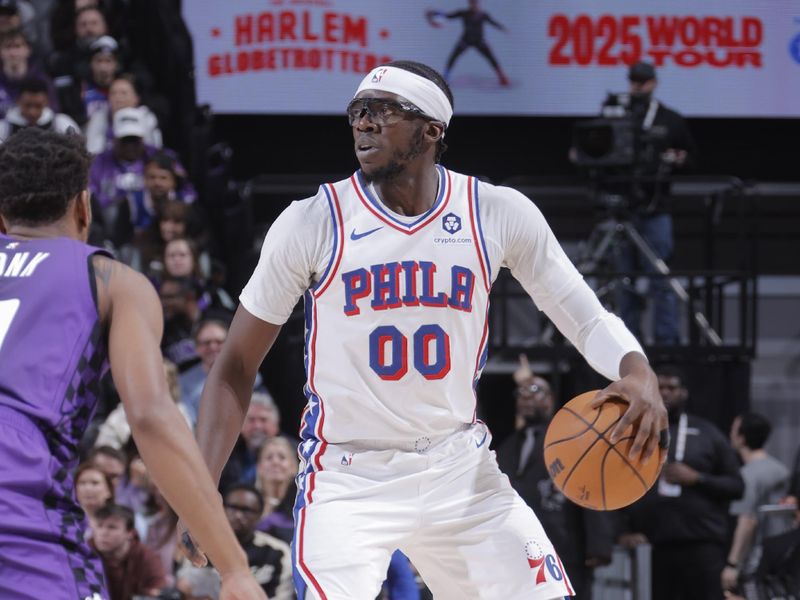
[
  {"xmin": 82, "ymin": 34, "xmax": 118, "ymax": 119},
  {"xmin": 618, "ymin": 364, "xmax": 744, "ymax": 600},
  {"xmin": 135, "ymin": 199, "xmax": 200, "ymax": 275},
  {"xmin": 180, "ymin": 318, "xmax": 234, "ymax": 427},
  {"xmin": 0, "ymin": 0, "xmax": 38, "ymax": 50},
  {"xmin": 114, "ymin": 445, "xmax": 150, "ymax": 515},
  {"xmin": 496, "ymin": 355, "xmax": 614, "ymax": 599},
  {"xmin": 254, "ymin": 436, "xmax": 298, "ymax": 544},
  {"xmin": 49, "ymin": 0, "xmax": 121, "ymax": 54},
  {"xmin": 223, "ymin": 484, "xmax": 294, "ymax": 599},
  {"xmin": 0, "ymin": 75, "xmax": 77, "ymax": 139},
  {"xmin": 161, "ymin": 237, "xmax": 233, "ymax": 314},
  {"xmin": 164, "ymin": 237, "xmax": 203, "ymax": 280},
  {"xmin": 0, "ymin": 28, "xmax": 58, "ymax": 117},
  {"xmin": 85, "ymin": 73, "xmax": 161, "ymax": 153},
  {"xmin": 86, "ymin": 443, "xmax": 126, "ymax": 489},
  {"xmin": 722, "ymin": 412, "xmax": 792, "ymax": 594},
  {"xmin": 220, "ymin": 391, "xmax": 280, "ymax": 492},
  {"xmin": 135, "ymin": 473, "xmax": 180, "ymax": 587},
  {"xmin": 73, "ymin": 4, "xmax": 104, "ymax": 48},
  {"xmin": 159, "ymin": 275, "xmax": 202, "ymax": 372},
  {"xmin": 92, "ymin": 503, "xmax": 167, "ymax": 600},
  {"xmin": 48, "ymin": 5, "xmax": 109, "ymax": 123},
  {"xmin": 96, "ymin": 358, "xmax": 191, "ymax": 448},
  {"xmin": 89, "ymin": 106, "xmax": 195, "ymax": 211},
  {"xmin": 75, "ymin": 460, "xmax": 114, "ymax": 535}
]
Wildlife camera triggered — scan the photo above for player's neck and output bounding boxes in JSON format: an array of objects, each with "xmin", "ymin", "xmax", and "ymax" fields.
[
  {"xmin": 6, "ymin": 222, "xmax": 81, "ymax": 242},
  {"xmin": 372, "ymin": 164, "xmax": 439, "ymax": 217}
]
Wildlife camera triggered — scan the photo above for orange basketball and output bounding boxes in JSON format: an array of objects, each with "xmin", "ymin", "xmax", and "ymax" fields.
[{"xmin": 543, "ymin": 390, "xmax": 664, "ymax": 511}]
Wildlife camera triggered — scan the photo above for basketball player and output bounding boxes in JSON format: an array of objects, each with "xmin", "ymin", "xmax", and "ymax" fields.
[
  {"xmin": 188, "ymin": 61, "xmax": 667, "ymax": 599},
  {"xmin": 0, "ymin": 129, "xmax": 265, "ymax": 600}
]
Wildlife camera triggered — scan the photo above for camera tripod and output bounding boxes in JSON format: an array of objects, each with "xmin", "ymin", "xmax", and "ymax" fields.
[{"xmin": 538, "ymin": 196, "xmax": 723, "ymax": 347}]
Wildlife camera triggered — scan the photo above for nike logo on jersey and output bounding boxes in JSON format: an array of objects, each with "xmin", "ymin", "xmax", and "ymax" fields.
[
  {"xmin": 350, "ymin": 226, "xmax": 383, "ymax": 241},
  {"xmin": 476, "ymin": 431, "xmax": 488, "ymax": 448}
]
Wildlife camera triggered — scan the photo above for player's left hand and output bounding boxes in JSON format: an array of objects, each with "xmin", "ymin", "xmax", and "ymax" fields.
[
  {"xmin": 177, "ymin": 520, "xmax": 208, "ymax": 567},
  {"xmin": 591, "ymin": 355, "xmax": 668, "ymax": 465},
  {"xmin": 663, "ymin": 462, "xmax": 699, "ymax": 486}
]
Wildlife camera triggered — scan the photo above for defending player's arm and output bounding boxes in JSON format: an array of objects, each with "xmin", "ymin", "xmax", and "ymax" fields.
[
  {"xmin": 95, "ymin": 255, "xmax": 264, "ymax": 598},
  {"xmin": 496, "ymin": 186, "xmax": 667, "ymax": 463}
]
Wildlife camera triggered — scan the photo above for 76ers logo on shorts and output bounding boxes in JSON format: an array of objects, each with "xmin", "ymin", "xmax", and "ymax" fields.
[
  {"xmin": 525, "ymin": 540, "xmax": 564, "ymax": 585},
  {"xmin": 442, "ymin": 212, "xmax": 462, "ymax": 234}
]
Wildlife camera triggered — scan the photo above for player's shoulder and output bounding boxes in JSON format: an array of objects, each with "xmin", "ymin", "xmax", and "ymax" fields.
[
  {"xmin": 289, "ymin": 175, "xmax": 352, "ymax": 213},
  {"xmin": 453, "ymin": 171, "xmax": 543, "ymax": 219}
]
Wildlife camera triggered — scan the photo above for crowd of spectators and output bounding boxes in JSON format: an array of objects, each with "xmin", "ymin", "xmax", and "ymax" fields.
[{"xmin": 2, "ymin": 3, "xmax": 796, "ymax": 600}]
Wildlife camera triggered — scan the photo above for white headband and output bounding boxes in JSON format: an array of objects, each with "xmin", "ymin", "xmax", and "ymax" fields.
[{"xmin": 355, "ymin": 66, "xmax": 453, "ymax": 127}]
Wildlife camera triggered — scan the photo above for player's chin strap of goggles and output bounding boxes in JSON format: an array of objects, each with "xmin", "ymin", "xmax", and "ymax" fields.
[
  {"xmin": 658, "ymin": 428, "xmax": 671, "ymax": 450},
  {"xmin": 355, "ymin": 65, "xmax": 453, "ymax": 129}
]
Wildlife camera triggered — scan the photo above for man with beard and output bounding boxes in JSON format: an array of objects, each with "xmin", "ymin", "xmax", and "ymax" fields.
[
  {"xmin": 186, "ymin": 60, "xmax": 667, "ymax": 599},
  {"xmin": 496, "ymin": 357, "xmax": 614, "ymax": 599},
  {"xmin": 618, "ymin": 364, "xmax": 743, "ymax": 600}
]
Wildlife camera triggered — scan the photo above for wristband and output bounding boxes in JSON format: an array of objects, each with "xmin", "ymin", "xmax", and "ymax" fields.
[{"xmin": 725, "ymin": 560, "xmax": 738, "ymax": 569}]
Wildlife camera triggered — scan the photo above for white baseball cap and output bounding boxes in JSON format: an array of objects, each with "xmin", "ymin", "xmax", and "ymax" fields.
[{"xmin": 112, "ymin": 107, "xmax": 145, "ymax": 138}]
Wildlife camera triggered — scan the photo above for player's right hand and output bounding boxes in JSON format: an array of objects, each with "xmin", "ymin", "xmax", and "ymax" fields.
[
  {"xmin": 177, "ymin": 520, "xmax": 208, "ymax": 567},
  {"xmin": 220, "ymin": 569, "xmax": 268, "ymax": 600}
]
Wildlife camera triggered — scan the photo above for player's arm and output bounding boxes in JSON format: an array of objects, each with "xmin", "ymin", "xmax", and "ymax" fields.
[
  {"xmin": 94, "ymin": 255, "xmax": 263, "ymax": 596},
  {"xmin": 195, "ymin": 304, "xmax": 281, "ymax": 486},
  {"xmin": 497, "ymin": 187, "xmax": 666, "ymax": 463}
]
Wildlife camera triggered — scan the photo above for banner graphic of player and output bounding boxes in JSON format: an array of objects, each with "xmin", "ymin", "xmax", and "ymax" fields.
[{"xmin": 426, "ymin": 0, "xmax": 510, "ymax": 87}]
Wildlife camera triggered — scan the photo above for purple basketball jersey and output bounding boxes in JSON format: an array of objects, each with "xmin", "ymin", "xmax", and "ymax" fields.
[
  {"xmin": 0, "ymin": 233, "xmax": 111, "ymax": 600},
  {"xmin": 0, "ymin": 233, "xmax": 110, "ymax": 450}
]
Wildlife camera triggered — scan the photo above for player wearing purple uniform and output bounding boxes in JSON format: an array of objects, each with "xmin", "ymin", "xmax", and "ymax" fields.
[{"xmin": 0, "ymin": 128, "xmax": 265, "ymax": 600}]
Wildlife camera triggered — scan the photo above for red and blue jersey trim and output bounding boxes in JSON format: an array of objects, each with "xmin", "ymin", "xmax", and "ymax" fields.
[
  {"xmin": 310, "ymin": 183, "xmax": 345, "ymax": 297},
  {"xmin": 352, "ymin": 165, "xmax": 452, "ymax": 234},
  {"xmin": 467, "ymin": 176, "xmax": 492, "ymax": 291}
]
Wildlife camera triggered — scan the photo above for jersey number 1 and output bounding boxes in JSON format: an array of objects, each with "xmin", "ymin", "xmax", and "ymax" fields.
[
  {"xmin": 369, "ymin": 324, "xmax": 451, "ymax": 381},
  {"xmin": 0, "ymin": 298, "xmax": 20, "ymax": 352}
]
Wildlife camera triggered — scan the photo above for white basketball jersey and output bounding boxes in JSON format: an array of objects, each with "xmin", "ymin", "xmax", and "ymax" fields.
[
  {"xmin": 240, "ymin": 165, "xmax": 607, "ymax": 447},
  {"xmin": 301, "ymin": 166, "xmax": 491, "ymax": 444}
]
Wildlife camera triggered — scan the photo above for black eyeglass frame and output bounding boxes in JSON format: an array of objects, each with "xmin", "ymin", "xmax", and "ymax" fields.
[{"xmin": 346, "ymin": 97, "xmax": 440, "ymax": 127}]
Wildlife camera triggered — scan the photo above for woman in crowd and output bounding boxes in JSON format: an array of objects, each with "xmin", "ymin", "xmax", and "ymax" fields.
[
  {"xmin": 74, "ymin": 461, "xmax": 114, "ymax": 537},
  {"xmin": 254, "ymin": 436, "xmax": 298, "ymax": 544}
]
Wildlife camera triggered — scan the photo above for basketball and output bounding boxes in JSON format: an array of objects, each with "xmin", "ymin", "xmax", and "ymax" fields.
[{"xmin": 543, "ymin": 390, "xmax": 664, "ymax": 511}]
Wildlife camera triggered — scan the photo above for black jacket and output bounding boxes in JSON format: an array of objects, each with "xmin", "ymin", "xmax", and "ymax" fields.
[{"xmin": 621, "ymin": 412, "xmax": 744, "ymax": 545}]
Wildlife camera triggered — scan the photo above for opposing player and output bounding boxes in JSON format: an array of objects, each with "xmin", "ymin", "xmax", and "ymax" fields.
[
  {"xmin": 189, "ymin": 61, "xmax": 667, "ymax": 599},
  {"xmin": 0, "ymin": 129, "xmax": 265, "ymax": 600}
]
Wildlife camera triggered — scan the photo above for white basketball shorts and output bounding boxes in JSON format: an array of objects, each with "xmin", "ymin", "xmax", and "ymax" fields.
[{"xmin": 292, "ymin": 421, "xmax": 574, "ymax": 599}]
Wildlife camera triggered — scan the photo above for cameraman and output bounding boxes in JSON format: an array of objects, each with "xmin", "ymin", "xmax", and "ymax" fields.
[{"xmin": 607, "ymin": 61, "xmax": 696, "ymax": 345}]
